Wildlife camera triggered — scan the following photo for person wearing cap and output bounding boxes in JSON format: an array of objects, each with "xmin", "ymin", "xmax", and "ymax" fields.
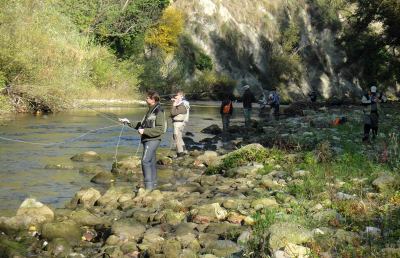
[
  {"xmin": 242, "ymin": 85, "xmax": 256, "ymax": 127},
  {"xmin": 361, "ymin": 86, "xmax": 379, "ymax": 142}
]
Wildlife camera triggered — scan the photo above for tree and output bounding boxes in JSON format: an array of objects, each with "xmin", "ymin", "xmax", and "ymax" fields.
[
  {"xmin": 341, "ymin": 0, "xmax": 400, "ymax": 88},
  {"xmin": 57, "ymin": 0, "xmax": 169, "ymax": 58},
  {"xmin": 145, "ymin": 6, "xmax": 184, "ymax": 55}
]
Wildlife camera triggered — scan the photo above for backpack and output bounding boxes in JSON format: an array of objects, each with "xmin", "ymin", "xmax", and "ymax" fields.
[
  {"xmin": 269, "ymin": 92, "xmax": 279, "ymax": 105},
  {"xmin": 222, "ymin": 101, "xmax": 232, "ymax": 114},
  {"xmin": 183, "ymin": 100, "xmax": 190, "ymax": 122}
]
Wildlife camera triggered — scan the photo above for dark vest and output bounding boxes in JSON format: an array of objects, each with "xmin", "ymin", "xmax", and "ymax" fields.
[{"xmin": 142, "ymin": 104, "xmax": 163, "ymax": 129}]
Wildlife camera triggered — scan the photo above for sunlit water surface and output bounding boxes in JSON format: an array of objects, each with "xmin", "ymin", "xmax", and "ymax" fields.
[{"xmin": 0, "ymin": 103, "xmax": 245, "ymax": 216}]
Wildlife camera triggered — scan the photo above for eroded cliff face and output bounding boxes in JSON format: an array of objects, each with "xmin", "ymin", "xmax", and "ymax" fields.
[{"xmin": 173, "ymin": 0, "xmax": 360, "ymax": 100}]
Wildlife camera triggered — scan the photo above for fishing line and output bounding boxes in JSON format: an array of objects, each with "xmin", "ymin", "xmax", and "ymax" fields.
[
  {"xmin": 0, "ymin": 124, "xmax": 121, "ymax": 146},
  {"xmin": 114, "ymin": 123, "xmax": 125, "ymax": 164}
]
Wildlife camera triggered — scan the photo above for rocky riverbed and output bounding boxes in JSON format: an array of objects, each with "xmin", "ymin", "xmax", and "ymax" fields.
[{"xmin": 1, "ymin": 103, "xmax": 400, "ymax": 257}]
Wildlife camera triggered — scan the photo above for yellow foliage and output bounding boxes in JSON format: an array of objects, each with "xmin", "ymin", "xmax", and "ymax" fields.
[{"xmin": 145, "ymin": 6, "xmax": 184, "ymax": 54}]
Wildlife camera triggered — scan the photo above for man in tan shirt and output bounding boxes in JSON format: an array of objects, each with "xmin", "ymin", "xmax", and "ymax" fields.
[{"xmin": 170, "ymin": 90, "xmax": 190, "ymax": 157}]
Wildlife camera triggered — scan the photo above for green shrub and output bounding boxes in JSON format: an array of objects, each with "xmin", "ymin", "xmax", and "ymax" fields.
[
  {"xmin": 315, "ymin": 140, "xmax": 334, "ymax": 163},
  {"xmin": 195, "ymin": 52, "xmax": 213, "ymax": 71},
  {"xmin": 189, "ymin": 71, "xmax": 236, "ymax": 99},
  {"xmin": 244, "ymin": 209, "xmax": 277, "ymax": 257},
  {"xmin": 0, "ymin": 95, "xmax": 12, "ymax": 114},
  {"xmin": 206, "ymin": 144, "xmax": 288, "ymax": 175}
]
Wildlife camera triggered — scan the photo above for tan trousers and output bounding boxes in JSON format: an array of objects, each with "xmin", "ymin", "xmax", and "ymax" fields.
[{"xmin": 173, "ymin": 121, "xmax": 186, "ymax": 153}]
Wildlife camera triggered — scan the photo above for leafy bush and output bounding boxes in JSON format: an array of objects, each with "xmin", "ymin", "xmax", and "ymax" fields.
[
  {"xmin": 205, "ymin": 144, "xmax": 288, "ymax": 175},
  {"xmin": 189, "ymin": 71, "xmax": 235, "ymax": 99},
  {"xmin": 0, "ymin": 95, "xmax": 12, "ymax": 114},
  {"xmin": 244, "ymin": 209, "xmax": 277, "ymax": 257},
  {"xmin": 195, "ymin": 52, "xmax": 213, "ymax": 71},
  {"xmin": 308, "ymin": 0, "xmax": 345, "ymax": 31},
  {"xmin": 315, "ymin": 140, "xmax": 334, "ymax": 163}
]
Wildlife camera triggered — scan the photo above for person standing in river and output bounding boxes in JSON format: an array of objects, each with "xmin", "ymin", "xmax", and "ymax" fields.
[
  {"xmin": 361, "ymin": 86, "xmax": 379, "ymax": 142},
  {"xmin": 119, "ymin": 90, "xmax": 167, "ymax": 190},
  {"xmin": 268, "ymin": 88, "xmax": 280, "ymax": 120},
  {"xmin": 220, "ymin": 93, "xmax": 233, "ymax": 133},
  {"xmin": 170, "ymin": 90, "xmax": 190, "ymax": 157},
  {"xmin": 242, "ymin": 85, "xmax": 256, "ymax": 127}
]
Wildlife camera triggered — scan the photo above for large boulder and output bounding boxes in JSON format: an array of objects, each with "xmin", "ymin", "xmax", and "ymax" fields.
[
  {"xmin": 268, "ymin": 222, "xmax": 313, "ymax": 251},
  {"xmin": 90, "ymin": 172, "xmax": 115, "ymax": 185},
  {"xmin": 251, "ymin": 198, "xmax": 279, "ymax": 210},
  {"xmin": 201, "ymin": 124, "xmax": 222, "ymax": 135},
  {"xmin": 177, "ymin": 233, "xmax": 201, "ymax": 252},
  {"xmin": 41, "ymin": 220, "xmax": 81, "ymax": 244},
  {"xmin": 334, "ymin": 229, "xmax": 360, "ymax": 245},
  {"xmin": 16, "ymin": 198, "xmax": 54, "ymax": 226},
  {"xmin": 205, "ymin": 240, "xmax": 241, "ymax": 257},
  {"xmin": 111, "ymin": 219, "xmax": 146, "ymax": 241},
  {"xmin": 111, "ymin": 156, "xmax": 141, "ymax": 176},
  {"xmin": 283, "ymin": 243, "xmax": 311, "ymax": 258},
  {"xmin": 0, "ymin": 198, "xmax": 54, "ymax": 234},
  {"xmin": 226, "ymin": 164, "xmax": 263, "ymax": 178},
  {"xmin": 205, "ymin": 223, "xmax": 242, "ymax": 238},
  {"xmin": 162, "ymin": 209, "xmax": 186, "ymax": 226},
  {"xmin": 195, "ymin": 151, "xmax": 221, "ymax": 167},
  {"xmin": 79, "ymin": 165, "xmax": 107, "ymax": 175},
  {"xmin": 373, "ymin": 174, "xmax": 397, "ymax": 192},
  {"xmin": 139, "ymin": 228, "xmax": 166, "ymax": 254},
  {"xmin": 69, "ymin": 209, "xmax": 107, "ymax": 226},
  {"xmin": 191, "ymin": 203, "xmax": 227, "ymax": 224},
  {"xmin": 97, "ymin": 186, "xmax": 135, "ymax": 207},
  {"xmin": 68, "ymin": 187, "xmax": 101, "ymax": 209},
  {"xmin": 312, "ymin": 209, "xmax": 342, "ymax": 225},
  {"xmin": 162, "ymin": 239, "xmax": 181, "ymax": 257},
  {"xmin": 70, "ymin": 151, "xmax": 101, "ymax": 162}
]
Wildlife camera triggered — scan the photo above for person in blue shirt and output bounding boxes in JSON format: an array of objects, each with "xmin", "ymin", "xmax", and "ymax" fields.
[{"xmin": 268, "ymin": 88, "xmax": 280, "ymax": 119}]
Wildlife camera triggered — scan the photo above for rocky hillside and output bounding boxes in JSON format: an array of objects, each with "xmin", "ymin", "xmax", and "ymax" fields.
[{"xmin": 173, "ymin": 0, "xmax": 357, "ymax": 100}]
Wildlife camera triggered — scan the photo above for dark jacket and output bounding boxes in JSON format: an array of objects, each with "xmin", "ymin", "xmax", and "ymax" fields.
[
  {"xmin": 139, "ymin": 103, "xmax": 166, "ymax": 142},
  {"xmin": 243, "ymin": 89, "xmax": 256, "ymax": 109},
  {"xmin": 220, "ymin": 99, "xmax": 233, "ymax": 115}
]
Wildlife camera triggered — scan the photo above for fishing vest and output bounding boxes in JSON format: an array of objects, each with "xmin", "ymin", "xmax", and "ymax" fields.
[
  {"xmin": 141, "ymin": 104, "xmax": 167, "ymax": 133},
  {"xmin": 172, "ymin": 100, "xmax": 190, "ymax": 123},
  {"xmin": 361, "ymin": 94, "xmax": 378, "ymax": 114}
]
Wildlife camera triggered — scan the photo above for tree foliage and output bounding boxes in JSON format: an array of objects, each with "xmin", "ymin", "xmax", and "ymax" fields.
[
  {"xmin": 57, "ymin": 0, "xmax": 169, "ymax": 58},
  {"xmin": 145, "ymin": 6, "xmax": 184, "ymax": 55},
  {"xmin": 341, "ymin": 0, "xmax": 400, "ymax": 88}
]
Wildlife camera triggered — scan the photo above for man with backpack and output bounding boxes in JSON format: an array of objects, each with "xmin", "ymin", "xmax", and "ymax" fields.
[
  {"xmin": 171, "ymin": 90, "xmax": 190, "ymax": 157},
  {"xmin": 220, "ymin": 94, "xmax": 233, "ymax": 132}
]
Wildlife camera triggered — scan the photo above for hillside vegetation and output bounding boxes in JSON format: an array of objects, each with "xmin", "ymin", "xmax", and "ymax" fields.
[{"xmin": 0, "ymin": 0, "xmax": 399, "ymax": 113}]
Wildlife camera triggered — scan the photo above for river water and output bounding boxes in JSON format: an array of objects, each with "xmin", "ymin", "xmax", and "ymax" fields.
[{"xmin": 0, "ymin": 103, "xmax": 246, "ymax": 216}]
